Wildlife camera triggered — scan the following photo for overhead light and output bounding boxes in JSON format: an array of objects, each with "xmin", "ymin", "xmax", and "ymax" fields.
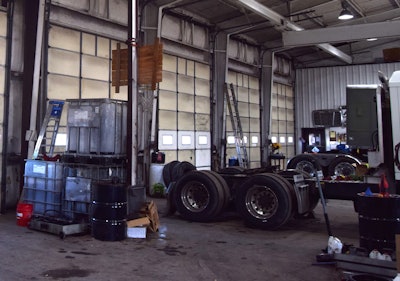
[
  {"xmin": 367, "ymin": 38, "xmax": 378, "ymax": 41},
  {"xmin": 338, "ymin": 7, "xmax": 354, "ymax": 20}
]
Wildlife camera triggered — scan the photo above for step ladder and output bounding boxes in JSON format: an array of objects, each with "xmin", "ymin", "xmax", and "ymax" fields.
[
  {"xmin": 225, "ymin": 83, "xmax": 248, "ymax": 168},
  {"xmin": 32, "ymin": 100, "xmax": 64, "ymax": 160}
]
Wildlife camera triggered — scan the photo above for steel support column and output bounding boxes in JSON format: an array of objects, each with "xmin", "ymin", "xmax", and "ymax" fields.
[
  {"xmin": 260, "ymin": 51, "xmax": 274, "ymax": 167},
  {"xmin": 211, "ymin": 32, "xmax": 228, "ymax": 171}
]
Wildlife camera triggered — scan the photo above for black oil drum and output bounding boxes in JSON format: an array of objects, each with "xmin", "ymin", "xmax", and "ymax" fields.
[
  {"xmin": 91, "ymin": 182, "xmax": 127, "ymax": 241},
  {"xmin": 355, "ymin": 193, "xmax": 400, "ymax": 251}
]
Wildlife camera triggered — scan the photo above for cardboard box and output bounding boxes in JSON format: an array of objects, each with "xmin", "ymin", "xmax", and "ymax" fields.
[
  {"xmin": 127, "ymin": 227, "xmax": 147, "ymax": 238},
  {"xmin": 126, "ymin": 217, "xmax": 150, "ymax": 238},
  {"xmin": 141, "ymin": 201, "xmax": 159, "ymax": 232},
  {"xmin": 127, "ymin": 216, "xmax": 150, "ymax": 228}
]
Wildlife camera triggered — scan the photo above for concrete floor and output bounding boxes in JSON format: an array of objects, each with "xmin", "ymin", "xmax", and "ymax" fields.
[{"xmin": 0, "ymin": 198, "xmax": 361, "ymax": 281}]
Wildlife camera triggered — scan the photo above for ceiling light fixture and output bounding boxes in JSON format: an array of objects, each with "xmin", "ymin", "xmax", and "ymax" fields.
[
  {"xmin": 338, "ymin": 2, "xmax": 354, "ymax": 20},
  {"xmin": 366, "ymin": 38, "xmax": 378, "ymax": 41}
]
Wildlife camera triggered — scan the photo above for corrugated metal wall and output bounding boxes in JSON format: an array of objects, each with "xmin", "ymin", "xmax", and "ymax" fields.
[{"xmin": 295, "ymin": 62, "xmax": 400, "ymax": 138}]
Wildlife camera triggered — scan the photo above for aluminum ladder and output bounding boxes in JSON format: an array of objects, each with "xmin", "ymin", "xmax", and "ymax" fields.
[
  {"xmin": 225, "ymin": 83, "xmax": 248, "ymax": 168},
  {"xmin": 32, "ymin": 100, "xmax": 64, "ymax": 160}
]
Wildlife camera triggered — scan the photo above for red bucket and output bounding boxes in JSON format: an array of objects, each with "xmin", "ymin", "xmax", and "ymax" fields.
[{"xmin": 16, "ymin": 203, "xmax": 33, "ymax": 227}]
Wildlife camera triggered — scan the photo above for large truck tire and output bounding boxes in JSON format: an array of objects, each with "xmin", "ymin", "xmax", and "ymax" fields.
[
  {"xmin": 200, "ymin": 170, "xmax": 231, "ymax": 211},
  {"xmin": 171, "ymin": 161, "xmax": 197, "ymax": 182},
  {"xmin": 162, "ymin": 161, "xmax": 180, "ymax": 187},
  {"xmin": 286, "ymin": 154, "xmax": 321, "ymax": 177},
  {"xmin": 327, "ymin": 156, "xmax": 359, "ymax": 177},
  {"xmin": 235, "ymin": 173, "xmax": 293, "ymax": 230},
  {"xmin": 173, "ymin": 170, "xmax": 225, "ymax": 222}
]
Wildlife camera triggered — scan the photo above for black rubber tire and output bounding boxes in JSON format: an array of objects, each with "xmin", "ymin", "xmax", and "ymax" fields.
[
  {"xmin": 171, "ymin": 161, "xmax": 197, "ymax": 182},
  {"xmin": 162, "ymin": 161, "xmax": 180, "ymax": 187},
  {"xmin": 327, "ymin": 156, "xmax": 358, "ymax": 177},
  {"xmin": 219, "ymin": 166, "xmax": 245, "ymax": 175},
  {"xmin": 286, "ymin": 155, "xmax": 321, "ymax": 177},
  {"xmin": 235, "ymin": 173, "xmax": 293, "ymax": 230},
  {"xmin": 200, "ymin": 170, "xmax": 231, "ymax": 211},
  {"xmin": 266, "ymin": 173, "xmax": 296, "ymax": 221},
  {"xmin": 173, "ymin": 170, "xmax": 224, "ymax": 222}
]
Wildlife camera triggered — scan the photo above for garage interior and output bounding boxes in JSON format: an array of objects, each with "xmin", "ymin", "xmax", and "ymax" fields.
[{"xmin": 1, "ymin": 0, "xmax": 400, "ymax": 280}]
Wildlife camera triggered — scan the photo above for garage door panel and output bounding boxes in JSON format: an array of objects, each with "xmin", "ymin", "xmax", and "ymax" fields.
[
  {"xmin": 195, "ymin": 78, "xmax": 210, "ymax": 97},
  {"xmin": 195, "ymin": 114, "xmax": 210, "ymax": 131},
  {"xmin": 159, "ymin": 90, "xmax": 177, "ymax": 110},
  {"xmin": 81, "ymin": 79, "xmax": 109, "ymax": 99},
  {"xmin": 48, "ymin": 48, "xmax": 80, "ymax": 76},
  {"xmin": 49, "ymin": 26, "xmax": 80, "ymax": 52},
  {"xmin": 178, "ymin": 93, "xmax": 194, "ymax": 112},
  {"xmin": 195, "ymin": 96, "xmax": 210, "ymax": 114},
  {"xmin": 159, "ymin": 71, "xmax": 177, "ymax": 92},
  {"xmin": 159, "ymin": 110, "xmax": 177, "ymax": 130},
  {"xmin": 82, "ymin": 55, "xmax": 109, "ymax": 80},
  {"xmin": 178, "ymin": 112, "xmax": 194, "ymax": 130},
  {"xmin": 48, "ymin": 74, "xmax": 79, "ymax": 100}
]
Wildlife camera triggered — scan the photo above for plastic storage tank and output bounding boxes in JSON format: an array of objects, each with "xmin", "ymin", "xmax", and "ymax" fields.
[{"xmin": 66, "ymin": 99, "xmax": 128, "ymax": 156}]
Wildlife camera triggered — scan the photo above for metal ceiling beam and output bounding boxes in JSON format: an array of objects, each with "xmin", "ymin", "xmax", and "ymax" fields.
[
  {"xmin": 282, "ymin": 21, "xmax": 400, "ymax": 47},
  {"xmin": 235, "ymin": 0, "xmax": 352, "ymax": 64}
]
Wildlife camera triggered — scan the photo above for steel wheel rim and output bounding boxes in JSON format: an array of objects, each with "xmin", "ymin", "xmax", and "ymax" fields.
[
  {"xmin": 296, "ymin": 160, "xmax": 315, "ymax": 176},
  {"xmin": 334, "ymin": 162, "xmax": 355, "ymax": 176},
  {"xmin": 245, "ymin": 184, "xmax": 278, "ymax": 219},
  {"xmin": 180, "ymin": 180, "xmax": 210, "ymax": 212}
]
